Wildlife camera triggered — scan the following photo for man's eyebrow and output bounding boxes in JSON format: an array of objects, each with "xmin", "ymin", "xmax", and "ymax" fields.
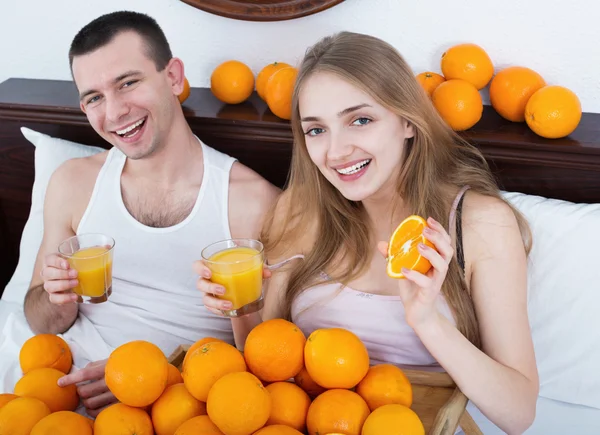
[
  {"xmin": 79, "ymin": 70, "xmax": 142, "ymax": 102},
  {"xmin": 300, "ymin": 103, "xmax": 372, "ymax": 122}
]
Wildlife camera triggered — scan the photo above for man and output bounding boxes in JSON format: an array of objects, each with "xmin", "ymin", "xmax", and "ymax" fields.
[{"xmin": 23, "ymin": 11, "xmax": 279, "ymax": 416}]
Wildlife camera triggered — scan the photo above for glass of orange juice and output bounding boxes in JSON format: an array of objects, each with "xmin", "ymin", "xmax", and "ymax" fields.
[
  {"xmin": 58, "ymin": 233, "xmax": 115, "ymax": 304},
  {"xmin": 201, "ymin": 239, "xmax": 264, "ymax": 317}
]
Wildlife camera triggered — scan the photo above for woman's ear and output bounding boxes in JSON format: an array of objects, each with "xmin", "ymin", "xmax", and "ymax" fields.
[{"xmin": 404, "ymin": 120, "xmax": 415, "ymax": 139}]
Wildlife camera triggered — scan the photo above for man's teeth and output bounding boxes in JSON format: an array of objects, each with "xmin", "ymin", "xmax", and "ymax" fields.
[
  {"xmin": 336, "ymin": 159, "xmax": 371, "ymax": 175},
  {"xmin": 116, "ymin": 119, "xmax": 144, "ymax": 136}
]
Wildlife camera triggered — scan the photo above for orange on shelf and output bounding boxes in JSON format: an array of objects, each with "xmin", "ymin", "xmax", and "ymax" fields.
[
  {"xmin": 416, "ymin": 72, "xmax": 446, "ymax": 98},
  {"xmin": 432, "ymin": 79, "xmax": 483, "ymax": 131},
  {"xmin": 441, "ymin": 43, "xmax": 494, "ymax": 90},
  {"xmin": 490, "ymin": 66, "xmax": 546, "ymax": 122},
  {"xmin": 386, "ymin": 215, "xmax": 436, "ymax": 279},
  {"xmin": 178, "ymin": 77, "xmax": 191, "ymax": 104},
  {"xmin": 525, "ymin": 85, "xmax": 582, "ymax": 139},
  {"xmin": 211, "ymin": 60, "xmax": 255, "ymax": 105},
  {"xmin": 256, "ymin": 62, "xmax": 292, "ymax": 101},
  {"xmin": 265, "ymin": 67, "xmax": 298, "ymax": 120}
]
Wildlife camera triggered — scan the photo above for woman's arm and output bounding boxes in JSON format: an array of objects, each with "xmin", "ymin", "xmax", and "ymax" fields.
[{"xmin": 414, "ymin": 195, "xmax": 538, "ymax": 435}]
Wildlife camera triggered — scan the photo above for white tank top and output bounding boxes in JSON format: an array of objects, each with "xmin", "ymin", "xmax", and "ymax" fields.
[{"xmin": 61, "ymin": 139, "xmax": 236, "ymax": 367}]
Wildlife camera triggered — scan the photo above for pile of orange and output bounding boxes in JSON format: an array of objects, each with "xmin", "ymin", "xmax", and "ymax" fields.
[
  {"xmin": 1, "ymin": 321, "xmax": 424, "ymax": 435},
  {"xmin": 416, "ymin": 42, "xmax": 581, "ymax": 138},
  {"xmin": 210, "ymin": 60, "xmax": 298, "ymax": 120}
]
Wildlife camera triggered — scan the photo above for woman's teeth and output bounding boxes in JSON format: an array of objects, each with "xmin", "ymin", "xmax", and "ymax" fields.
[{"xmin": 336, "ymin": 159, "xmax": 371, "ymax": 175}]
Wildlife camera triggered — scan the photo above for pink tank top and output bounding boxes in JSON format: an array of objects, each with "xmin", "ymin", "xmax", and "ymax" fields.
[{"xmin": 290, "ymin": 186, "xmax": 470, "ymax": 371}]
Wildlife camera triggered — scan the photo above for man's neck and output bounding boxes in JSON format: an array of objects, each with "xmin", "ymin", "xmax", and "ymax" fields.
[{"xmin": 124, "ymin": 118, "xmax": 202, "ymax": 187}]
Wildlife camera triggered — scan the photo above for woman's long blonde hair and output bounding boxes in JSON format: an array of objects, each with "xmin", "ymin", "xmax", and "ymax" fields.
[{"xmin": 262, "ymin": 31, "xmax": 531, "ymax": 348}]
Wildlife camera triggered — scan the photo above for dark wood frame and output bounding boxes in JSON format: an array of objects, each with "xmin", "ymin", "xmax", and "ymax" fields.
[
  {"xmin": 180, "ymin": 0, "xmax": 346, "ymax": 21},
  {"xmin": 1, "ymin": 77, "xmax": 600, "ymax": 296}
]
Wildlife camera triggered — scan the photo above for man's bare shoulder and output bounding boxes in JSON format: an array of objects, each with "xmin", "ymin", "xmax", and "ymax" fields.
[
  {"xmin": 229, "ymin": 161, "xmax": 281, "ymax": 203},
  {"xmin": 228, "ymin": 162, "xmax": 281, "ymax": 239},
  {"xmin": 49, "ymin": 151, "xmax": 109, "ymax": 187}
]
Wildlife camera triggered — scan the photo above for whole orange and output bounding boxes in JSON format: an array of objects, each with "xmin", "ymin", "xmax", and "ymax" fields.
[
  {"xmin": 490, "ymin": 66, "xmax": 546, "ymax": 122},
  {"xmin": 253, "ymin": 425, "xmax": 303, "ymax": 435},
  {"xmin": 306, "ymin": 389, "xmax": 370, "ymax": 435},
  {"xmin": 432, "ymin": 79, "xmax": 483, "ymax": 131},
  {"xmin": 265, "ymin": 382, "xmax": 311, "ymax": 432},
  {"xmin": 105, "ymin": 340, "xmax": 169, "ymax": 407},
  {"xmin": 294, "ymin": 366, "xmax": 327, "ymax": 398},
  {"xmin": 416, "ymin": 72, "xmax": 446, "ymax": 98},
  {"xmin": 265, "ymin": 67, "xmax": 298, "ymax": 120},
  {"xmin": 525, "ymin": 85, "xmax": 582, "ymax": 139},
  {"xmin": 356, "ymin": 364, "xmax": 413, "ymax": 411},
  {"xmin": 174, "ymin": 415, "xmax": 224, "ymax": 435},
  {"xmin": 0, "ymin": 397, "xmax": 50, "ymax": 435},
  {"xmin": 211, "ymin": 60, "xmax": 255, "ymax": 104},
  {"xmin": 183, "ymin": 341, "xmax": 247, "ymax": 402},
  {"xmin": 361, "ymin": 404, "xmax": 425, "ymax": 435},
  {"xmin": 94, "ymin": 403, "xmax": 153, "ymax": 435},
  {"xmin": 0, "ymin": 394, "xmax": 17, "ymax": 410},
  {"xmin": 207, "ymin": 371, "xmax": 271, "ymax": 435},
  {"xmin": 14, "ymin": 367, "xmax": 79, "ymax": 412},
  {"xmin": 152, "ymin": 383, "xmax": 207, "ymax": 435},
  {"xmin": 178, "ymin": 77, "xmax": 191, "ymax": 104},
  {"xmin": 256, "ymin": 62, "xmax": 292, "ymax": 101},
  {"xmin": 19, "ymin": 334, "xmax": 72, "ymax": 374},
  {"xmin": 244, "ymin": 318, "xmax": 306, "ymax": 382},
  {"xmin": 182, "ymin": 336, "xmax": 226, "ymax": 370},
  {"xmin": 166, "ymin": 363, "xmax": 184, "ymax": 388},
  {"xmin": 441, "ymin": 43, "xmax": 494, "ymax": 90},
  {"xmin": 304, "ymin": 328, "xmax": 369, "ymax": 389},
  {"xmin": 30, "ymin": 411, "xmax": 93, "ymax": 435}
]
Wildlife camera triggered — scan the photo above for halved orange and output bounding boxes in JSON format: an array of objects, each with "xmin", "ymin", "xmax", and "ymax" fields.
[{"xmin": 386, "ymin": 215, "xmax": 435, "ymax": 279}]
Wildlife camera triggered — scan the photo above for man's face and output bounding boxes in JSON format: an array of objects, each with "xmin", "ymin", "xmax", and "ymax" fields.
[{"xmin": 72, "ymin": 31, "xmax": 177, "ymax": 160}]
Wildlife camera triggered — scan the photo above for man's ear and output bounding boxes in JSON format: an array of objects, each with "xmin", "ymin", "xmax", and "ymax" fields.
[
  {"xmin": 80, "ymin": 102, "xmax": 87, "ymax": 114},
  {"xmin": 165, "ymin": 57, "xmax": 185, "ymax": 97}
]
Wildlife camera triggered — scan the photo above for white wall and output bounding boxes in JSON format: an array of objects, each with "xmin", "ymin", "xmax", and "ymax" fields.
[{"xmin": 1, "ymin": 0, "xmax": 598, "ymax": 112}]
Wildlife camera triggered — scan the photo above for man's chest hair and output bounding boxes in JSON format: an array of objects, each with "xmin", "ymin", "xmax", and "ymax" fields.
[{"xmin": 121, "ymin": 187, "xmax": 197, "ymax": 228}]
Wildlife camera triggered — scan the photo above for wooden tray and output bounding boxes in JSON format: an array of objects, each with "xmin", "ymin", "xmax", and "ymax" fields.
[{"xmin": 167, "ymin": 345, "xmax": 482, "ymax": 435}]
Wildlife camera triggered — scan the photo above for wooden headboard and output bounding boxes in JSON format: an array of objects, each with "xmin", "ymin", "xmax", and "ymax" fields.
[{"xmin": 1, "ymin": 77, "xmax": 600, "ymax": 294}]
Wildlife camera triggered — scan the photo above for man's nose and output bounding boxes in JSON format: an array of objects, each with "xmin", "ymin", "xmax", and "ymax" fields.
[{"xmin": 105, "ymin": 95, "xmax": 130, "ymax": 124}]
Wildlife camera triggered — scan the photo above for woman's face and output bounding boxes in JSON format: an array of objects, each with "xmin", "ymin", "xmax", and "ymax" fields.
[{"xmin": 299, "ymin": 71, "xmax": 414, "ymax": 202}]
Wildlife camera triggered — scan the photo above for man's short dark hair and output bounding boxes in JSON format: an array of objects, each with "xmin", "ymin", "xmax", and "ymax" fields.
[{"xmin": 69, "ymin": 11, "xmax": 173, "ymax": 71}]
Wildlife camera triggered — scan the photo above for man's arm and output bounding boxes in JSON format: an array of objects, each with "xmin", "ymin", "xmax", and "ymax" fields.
[{"xmin": 24, "ymin": 162, "xmax": 81, "ymax": 334}]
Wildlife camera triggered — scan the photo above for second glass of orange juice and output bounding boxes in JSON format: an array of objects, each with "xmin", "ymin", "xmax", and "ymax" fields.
[
  {"xmin": 201, "ymin": 239, "xmax": 264, "ymax": 317},
  {"xmin": 58, "ymin": 233, "xmax": 115, "ymax": 304}
]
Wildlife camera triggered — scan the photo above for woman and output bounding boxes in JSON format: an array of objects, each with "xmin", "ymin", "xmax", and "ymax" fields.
[{"xmin": 196, "ymin": 32, "xmax": 538, "ymax": 434}]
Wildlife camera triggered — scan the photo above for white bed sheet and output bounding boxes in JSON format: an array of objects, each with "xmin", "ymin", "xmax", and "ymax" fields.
[{"xmin": 0, "ymin": 299, "xmax": 34, "ymax": 393}]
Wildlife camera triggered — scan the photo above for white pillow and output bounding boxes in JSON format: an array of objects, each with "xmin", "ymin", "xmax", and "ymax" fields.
[
  {"xmin": 503, "ymin": 191, "xmax": 600, "ymax": 410},
  {"xmin": 1, "ymin": 128, "xmax": 105, "ymax": 304}
]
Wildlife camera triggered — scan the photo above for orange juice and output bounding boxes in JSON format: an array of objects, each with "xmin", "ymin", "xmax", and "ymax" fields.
[
  {"xmin": 208, "ymin": 246, "xmax": 263, "ymax": 310},
  {"xmin": 68, "ymin": 246, "xmax": 113, "ymax": 298}
]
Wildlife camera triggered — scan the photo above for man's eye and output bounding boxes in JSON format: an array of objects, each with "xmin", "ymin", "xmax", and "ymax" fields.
[{"xmin": 87, "ymin": 95, "xmax": 100, "ymax": 105}]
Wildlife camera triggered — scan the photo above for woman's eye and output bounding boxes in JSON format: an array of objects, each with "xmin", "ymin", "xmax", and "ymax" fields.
[
  {"xmin": 352, "ymin": 117, "xmax": 371, "ymax": 126},
  {"xmin": 305, "ymin": 127, "xmax": 325, "ymax": 136}
]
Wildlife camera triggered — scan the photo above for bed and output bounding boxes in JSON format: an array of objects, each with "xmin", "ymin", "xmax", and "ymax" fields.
[{"xmin": 1, "ymin": 77, "xmax": 599, "ymax": 433}]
